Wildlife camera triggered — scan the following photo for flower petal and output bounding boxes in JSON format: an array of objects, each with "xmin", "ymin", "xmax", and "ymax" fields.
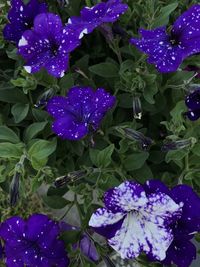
[
  {"xmin": 171, "ymin": 185, "xmax": 200, "ymax": 235},
  {"xmin": 52, "ymin": 116, "xmax": 88, "ymax": 140},
  {"xmin": 89, "ymin": 207, "xmax": 124, "ymax": 228},
  {"xmin": 46, "ymin": 96, "xmax": 71, "ymax": 119},
  {"xmin": 33, "ymin": 13, "xmax": 62, "ymax": 39},
  {"xmin": 44, "ymin": 53, "xmax": 69, "ymax": 78},
  {"xmin": 163, "ymin": 240, "xmax": 196, "ymax": 267},
  {"xmin": 104, "ymin": 181, "xmax": 148, "ymax": 213},
  {"xmin": 108, "ymin": 211, "xmax": 173, "ymax": 260}
]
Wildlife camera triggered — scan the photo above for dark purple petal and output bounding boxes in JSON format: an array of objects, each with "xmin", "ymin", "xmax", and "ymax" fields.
[
  {"xmin": 33, "ymin": 13, "xmax": 63, "ymax": 39},
  {"xmin": 130, "ymin": 27, "xmax": 185, "ymax": 73},
  {"xmin": 47, "ymin": 96, "xmax": 73, "ymax": 119},
  {"xmin": 80, "ymin": 235, "xmax": 99, "ymax": 262},
  {"xmin": 171, "ymin": 185, "xmax": 200, "ymax": 235},
  {"xmin": 144, "ymin": 180, "xmax": 171, "ymax": 196},
  {"xmin": 3, "ymin": 0, "xmax": 47, "ymax": 43},
  {"xmin": 67, "ymin": 0, "xmax": 127, "ymax": 39},
  {"xmin": 185, "ymin": 89, "xmax": 200, "ymax": 110},
  {"xmin": 186, "ymin": 110, "xmax": 200, "ymax": 121},
  {"xmin": 44, "ymin": 53, "xmax": 69, "ymax": 78},
  {"xmin": 163, "ymin": 240, "xmax": 196, "ymax": 267},
  {"xmin": 90, "ymin": 217, "xmax": 124, "ymax": 239},
  {"xmin": 52, "ymin": 116, "xmax": 88, "ymax": 140},
  {"xmin": 0, "ymin": 216, "xmax": 25, "ymax": 243},
  {"xmin": 172, "ymin": 5, "xmax": 200, "ymax": 44}
]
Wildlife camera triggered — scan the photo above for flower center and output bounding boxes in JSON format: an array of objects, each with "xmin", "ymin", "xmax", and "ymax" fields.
[
  {"xmin": 169, "ymin": 32, "xmax": 181, "ymax": 46},
  {"xmin": 51, "ymin": 43, "xmax": 59, "ymax": 56}
]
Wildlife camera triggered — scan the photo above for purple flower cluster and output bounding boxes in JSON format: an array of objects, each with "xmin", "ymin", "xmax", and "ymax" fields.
[
  {"xmin": 47, "ymin": 86, "xmax": 116, "ymax": 140},
  {"xmin": 130, "ymin": 5, "xmax": 200, "ymax": 73},
  {"xmin": 89, "ymin": 180, "xmax": 200, "ymax": 267},
  {"xmin": 0, "ymin": 214, "xmax": 69, "ymax": 267},
  {"xmin": 4, "ymin": 0, "xmax": 128, "ymax": 77}
]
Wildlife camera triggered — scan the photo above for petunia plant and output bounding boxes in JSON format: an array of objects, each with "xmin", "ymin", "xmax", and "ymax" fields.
[{"xmin": 1, "ymin": 0, "xmax": 200, "ymax": 267}]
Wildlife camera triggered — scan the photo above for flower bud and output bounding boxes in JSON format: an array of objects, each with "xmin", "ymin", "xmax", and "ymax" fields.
[
  {"xmin": 54, "ymin": 170, "xmax": 87, "ymax": 188},
  {"xmin": 132, "ymin": 96, "xmax": 142, "ymax": 119},
  {"xmin": 161, "ymin": 138, "xmax": 195, "ymax": 151},
  {"xmin": 10, "ymin": 172, "xmax": 20, "ymax": 206}
]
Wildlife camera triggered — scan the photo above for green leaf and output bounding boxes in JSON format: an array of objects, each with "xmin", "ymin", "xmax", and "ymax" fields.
[
  {"xmin": 0, "ymin": 88, "xmax": 28, "ymax": 103},
  {"xmin": 0, "ymin": 143, "xmax": 24, "ymax": 159},
  {"xmin": 124, "ymin": 152, "xmax": 149, "ymax": 171},
  {"xmin": 90, "ymin": 144, "xmax": 115, "ymax": 168},
  {"xmin": 11, "ymin": 103, "xmax": 29, "ymax": 123},
  {"xmin": 89, "ymin": 63, "xmax": 119, "ymax": 77},
  {"xmin": 28, "ymin": 139, "xmax": 57, "ymax": 170},
  {"xmin": 59, "ymin": 73, "xmax": 74, "ymax": 94},
  {"xmin": 61, "ymin": 230, "xmax": 81, "ymax": 244},
  {"xmin": 0, "ymin": 126, "xmax": 20, "ymax": 143},
  {"xmin": 43, "ymin": 195, "xmax": 70, "ymax": 209},
  {"xmin": 24, "ymin": 122, "xmax": 47, "ymax": 142},
  {"xmin": 152, "ymin": 2, "xmax": 178, "ymax": 27}
]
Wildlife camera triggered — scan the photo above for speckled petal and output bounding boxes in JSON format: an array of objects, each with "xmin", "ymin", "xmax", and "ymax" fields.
[
  {"xmin": 163, "ymin": 240, "xmax": 196, "ymax": 267},
  {"xmin": 3, "ymin": 0, "xmax": 47, "ymax": 43},
  {"xmin": 108, "ymin": 211, "xmax": 173, "ymax": 260},
  {"xmin": 46, "ymin": 96, "xmax": 71, "ymax": 119},
  {"xmin": 185, "ymin": 89, "xmax": 200, "ymax": 110},
  {"xmin": 89, "ymin": 207, "xmax": 124, "ymax": 228},
  {"xmin": 104, "ymin": 181, "xmax": 148, "ymax": 213},
  {"xmin": 33, "ymin": 13, "xmax": 62, "ymax": 39},
  {"xmin": 186, "ymin": 110, "xmax": 200, "ymax": 121},
  {"xmin": 0, "ymin": 216, "xmax": 25, "ymax": 243},
  {"xmin": 44, "ymin": 53, "xmax": 69, "ymax": 78},
  {"xmin": 144, "ymin": 180, "xmax": 171, "ymax": 196},
  {"xmin": 52, "ymin": 116, "xmax": 88, "ymax": 140},
  {"xmin": 172, "ymin": 5, "xmax": 200, "ymax": 43},
  {"xmin": 6, "ymin": 257, "xmax": 24, "ymax": 267},
  {"xmin": 130, "ymin": 27, "xmax": 184, "ymax": 73},
  {"xmin": 171, "ymin": 185, "xmax": 200, "ymax": 235}
]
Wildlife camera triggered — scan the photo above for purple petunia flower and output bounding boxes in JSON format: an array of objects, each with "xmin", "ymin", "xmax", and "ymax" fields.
[
  {"xmin": 130, "ymin": 5, "xmax": 200, "ymax": 73},
  {"xmin": 46, "ymin": 86, "xmax": 116, "ymax": 140},
  {"xmin": 185, "ymin": 88, "xmax": 200, "ymax": 121},
  {"xmin": 3, "ymin": 0, "xmax": 47, "ymax": 43},
  {"xmin": 144, "ymin": 180, "xmax": 200, "ymax": 267},
  {"xmin": 59, "ymin": 222, "xmax": 99, "ymax": 262},
  {"xmin": 67, "ymin": 0, "xmax": 128, "ymax": 39},
  {"xmin": 18, "ymin": 12, "xmax": 81, "ymax": 78},
  {"xmin": 89, "ymin": 181, "xmax": 182, "ymax": 260},
  {"xmin": 0, "ymin": 214, "xmax": 69, "ymax": 267}
]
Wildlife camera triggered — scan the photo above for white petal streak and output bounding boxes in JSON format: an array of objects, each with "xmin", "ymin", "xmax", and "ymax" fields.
[
  {"xmin": 143, "ymin": 192, "xmax": 182, "ymax": 224},
  {"xmin": 108, "ymin": 212, "xmax": 173, "ymax": 260},
  {"xmin": 89, "ymin": 208, "xmax": 124, "ymax": 228}
]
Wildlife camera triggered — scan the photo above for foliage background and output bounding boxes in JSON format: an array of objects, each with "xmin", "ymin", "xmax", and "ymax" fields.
[{"xmin": 0, "ymin": 0, "xmax": 200, "ymax": 266}]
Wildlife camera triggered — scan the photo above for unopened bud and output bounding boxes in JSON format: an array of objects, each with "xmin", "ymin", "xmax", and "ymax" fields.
[
  {"xmin": 10, "ymin": 172, "xmax": 20, "ymax": 206},
  {"xmin": 161, "ymin": 138, "xmax": 195, "ymax": 151},
  {"xmin": 133, "ymin": 96, "xmax": 142, "ymax": 119},
  {"xmin": 54, "ymin": 170, "xmax": 87, "ymax": 188}
]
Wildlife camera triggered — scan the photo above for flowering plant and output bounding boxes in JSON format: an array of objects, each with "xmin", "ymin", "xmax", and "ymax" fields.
[{"xmin": 1, "ymin": 0, "xmax": 200, "ymax": 267}]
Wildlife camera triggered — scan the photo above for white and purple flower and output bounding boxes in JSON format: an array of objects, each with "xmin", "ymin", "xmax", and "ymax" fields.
[
  {"xmin": 46, "ymin": 86, "xmax": 116, "ymax": 140},
  {"xmin": 67, "ymin": 0, "xmax": 128, "ymax": 39},
  {"xmin": 18, "ymin": 12, "xmax": 81, "ymax": 78},
  {"xmin": 3, "ymin": 0, "xmax": 47, "ymax": 43},
  {"xmin": 185, "ymin": 88, "xmax": 200, "ymax": 121},
  {"xmin": 89, "ymin": 181, "xmax": 182, "ymax": 260},
  {"xmin": 144, "ymin": 180, "xmax": 200, "ymax": 267},
  {"xmin": 130, "ymin": 5, "xmax": 200, "ymax": 73}
]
